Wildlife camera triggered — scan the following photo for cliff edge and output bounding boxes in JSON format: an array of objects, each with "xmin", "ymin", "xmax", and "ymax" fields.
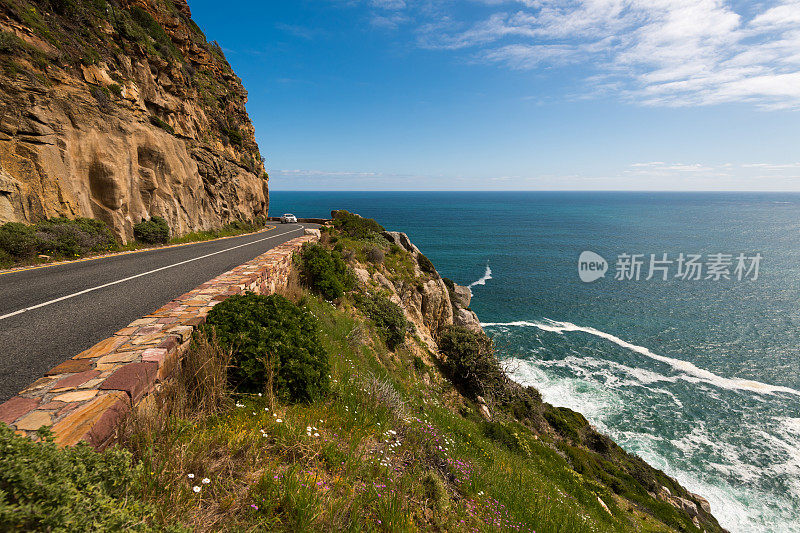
[{"xmin": 0, "ymin": 0, "xmax": 268, "ymax": 241}]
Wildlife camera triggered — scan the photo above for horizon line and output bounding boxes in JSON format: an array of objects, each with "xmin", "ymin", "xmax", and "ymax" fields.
[{"xmin": 268, "ymin": 189, "xmax": 800, "ymax": 193}]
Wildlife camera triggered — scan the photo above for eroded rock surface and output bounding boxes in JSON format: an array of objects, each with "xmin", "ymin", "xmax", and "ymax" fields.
[{"xmin": 0, "ymin": 0, "xmax": 269, "ymax": 241}]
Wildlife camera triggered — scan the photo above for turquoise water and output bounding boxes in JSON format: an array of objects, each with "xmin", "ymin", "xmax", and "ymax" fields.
[{"xmin": 270, "ymin": 191, "xmax": 800, "ymax": 532}]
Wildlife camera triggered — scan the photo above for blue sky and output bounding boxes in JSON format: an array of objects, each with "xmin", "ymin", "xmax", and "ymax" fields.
[{"xmin": 188, "ymin": 0, "xmax": 800, "ymax": 191}]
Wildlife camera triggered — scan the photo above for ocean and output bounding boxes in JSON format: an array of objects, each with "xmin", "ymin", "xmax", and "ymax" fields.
[{"xmin": 269, "ymin": 191, "xmax": 800, "ymax": 532}]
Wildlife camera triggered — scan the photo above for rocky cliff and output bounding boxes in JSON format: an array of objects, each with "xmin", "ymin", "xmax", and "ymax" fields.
[{"xmin": 0, "ymin": 0, "xmax": 268, "ymax": 241}]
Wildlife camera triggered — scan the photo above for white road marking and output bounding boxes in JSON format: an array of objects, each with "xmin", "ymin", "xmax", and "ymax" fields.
[{"xmin": 0, "ymin": 226, "xmax": 305, "ymax": 321}]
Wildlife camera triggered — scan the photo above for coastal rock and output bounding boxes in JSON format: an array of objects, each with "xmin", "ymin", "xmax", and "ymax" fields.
[
  {"xmin": 383, "ymin": 231, "xmax": 420, "ymax": 255},
  {"xmin": 476, "ymin": 395, "xmax": 491, "ymax": 420},
  {"xmin": 597, "ymin": 497, "xmax": 612, "ymax": 515},
  {"xmin": 690, "ymin": 492, "xmax": 712, "ymax": 514},
  {"xmin": 674, "ymin": 497, "xmax": 699, "ymax": 517},
  {"xmin": 422, "ymin": 278, "xmax": 454, "ymax": 335},
  {"xmin": 353, "ymin": 267, "xmax": 371, "ymax": 286},
  {"xmin": 453, "ymin": 307, "xmax": 483, "ymax": 333},
  {"xmin": 452, "ymin": 284, "xmax": 472, "ymax": 309}
]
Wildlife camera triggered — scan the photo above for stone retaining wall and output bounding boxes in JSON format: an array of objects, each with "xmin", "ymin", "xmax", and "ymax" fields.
[{"xmin": 0, "ymin": 234, "xmax": 318, "ymax": 449}]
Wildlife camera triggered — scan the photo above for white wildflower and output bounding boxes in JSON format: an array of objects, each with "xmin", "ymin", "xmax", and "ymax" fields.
[{"xmin": 193, "ymin": 486, "xmax": 201, "ymax": 493}]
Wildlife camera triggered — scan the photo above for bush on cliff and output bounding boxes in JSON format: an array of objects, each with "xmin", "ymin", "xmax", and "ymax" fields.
[
  {"xmin": 0, "ymin": 425, "xmax": 159, "ymax": 531},
  {"xmin": 354, "ymin": 293, "xmax": 409, "ymax": 350},
  {"xmin": 331, "ymin": 210, "xmax": 385, "ymax": 240},
  {"xmin": 298, "ymin": 243, "xmax": 354, "ymax": 301},
  {"xmin": 134, "ymin": 216, "xmax": 170, "ymax": 244},
  {"xmin": 205, "ymin": 293, "xmax": 330, "ymax": 403},
  {"xmin": 416, "ymin": 252, "xmax": 437, "ymax": 274},
  {"xmin": 438, "ymin": 325, "xmax": 506, "ymax": 399}
]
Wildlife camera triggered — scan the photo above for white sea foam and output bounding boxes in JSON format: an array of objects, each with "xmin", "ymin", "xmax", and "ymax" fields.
[
  {"xmin": 468, "ymin": 262, "xmax": 492, "ymax": 291},
  {"xmin": 508, "ymin": 355, "xmax": 800, "ymax": 532},
  {"xmin": 483, "ymin": 319, "xmax": 800, "ymax": 398}
]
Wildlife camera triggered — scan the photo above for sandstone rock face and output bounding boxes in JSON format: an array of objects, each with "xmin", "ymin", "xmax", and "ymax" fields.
[
  {"xmin": 421, "ymin": 278, "xmax": 454, "ymax": 334},
  {"xmin": 0, "ymin": 0, "xmax": 269, "ymax": 242},
  {"xmin": 452, "ymin": 284, "xmax": 472, "ymax": 309}
]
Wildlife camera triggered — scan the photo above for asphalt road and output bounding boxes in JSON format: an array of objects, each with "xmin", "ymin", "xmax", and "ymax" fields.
[{"xmin": 0, "ymin": 223, "xmax": 312, "ymax": 402}]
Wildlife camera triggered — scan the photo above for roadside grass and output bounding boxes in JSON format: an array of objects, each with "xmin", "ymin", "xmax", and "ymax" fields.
[
  {"xmin": 0, "ymin": 218, "xmax": 271, "ymax": 270},
  {"xmin": 169, "ymin": 220, "xmax": 269, "ymax": 244},
  {"xmin": 119, "ymin": 293, "xmax": 676, "ymax": 532}
]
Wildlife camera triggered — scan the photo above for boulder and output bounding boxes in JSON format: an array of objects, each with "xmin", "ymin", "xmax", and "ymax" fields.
[
  {"xmin": 454, "ymin": 307, "xmax": 483, "ymax": 333},
  {"xmin": 452, "ymin": 284, "xmax": 472, "ymax": 309},
  {"xmin": 689, "ymin": 492, "xmax": 712, "ymax": 514},
  {"xmin": 382, "ymin": 231, "xmax": 420, "ymax": 254}
]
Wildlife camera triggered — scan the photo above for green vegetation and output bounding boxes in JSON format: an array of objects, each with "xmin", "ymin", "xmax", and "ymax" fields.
[
  {"xmin": 354, "ymin": 292, "xmax": 409, "ymax": 350},
  {"xmin": 107, "ymin": 82, "xmax": 122, "ymax": 96},
  {"xmin": 0, "ymin": 216, "xmax": 270, "ymax": 269},
  {"xmin": 149, "ymin": 115, "xmax": 175, "ymax": 135},
  {"xmin": 0, "ymin": 425, "xmax": 161, "ymax": 531},
  {"xmin": 416, "ymin": 252, "xmax": 437, "ymax": 274},
  {"xmin": 170, "ymin": 218, "xmax": 267, "ymax": 244},
  {"xmin": 438, "ymin": 325, "xmax": 507, "ymax": 399},
  {"xmin": 331, "ymin": 209, "xmax": 385, "ymax": 240},
  {"xmin": 0, "ymin": 217, "xmax": 116, "ymax": 265},
  {"xmin": 133, "ymin": 216, "xmax": 170, "ymax": 244},
  {"xmin": 221, "ymin": 126, "xmax": 243, "ymax": 147},
  {"xmin": 298, "ymin": 243, "xmax": 354, "ymax": 300},
  {"xmin": 205, "ymin": 294, "xmax": 330, "ymax": 403},
  {"xmin": 129, "ymin": 6, "xmax": 180, "ymax": 60}
]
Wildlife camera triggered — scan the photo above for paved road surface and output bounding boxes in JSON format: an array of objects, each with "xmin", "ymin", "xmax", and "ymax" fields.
[{"xmin": 0, "ymin": 224, "xmax": 312, "ymax": 402}]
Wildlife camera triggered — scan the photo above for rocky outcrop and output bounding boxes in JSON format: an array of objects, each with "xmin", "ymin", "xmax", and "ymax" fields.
[
  {"xmin": 358, "ymin": 230, "xmax": 482, "ymax": 348},
  {"xmin": 0, "ymin": 0, "xmax": 268, "ymax": 241}
]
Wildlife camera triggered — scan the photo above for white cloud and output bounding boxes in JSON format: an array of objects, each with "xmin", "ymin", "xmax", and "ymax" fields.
[{"xmin": 380, "ymin": 0, "xmax": 800, "ymax": 109}]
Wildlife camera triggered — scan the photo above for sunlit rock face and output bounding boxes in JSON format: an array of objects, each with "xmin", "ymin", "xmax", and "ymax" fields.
[{"xmin": 0, "ymin": 0, "xmax": 269, "ymax": 242}]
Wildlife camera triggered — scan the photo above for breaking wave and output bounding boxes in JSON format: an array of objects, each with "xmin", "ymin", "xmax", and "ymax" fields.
[
  {"xmin": 481, "ymin": 319, "xmax": 800, "ymax": 398},
  {"xmin": 468, "ymin": 262, "xmax": 492, "ymax": 290}
]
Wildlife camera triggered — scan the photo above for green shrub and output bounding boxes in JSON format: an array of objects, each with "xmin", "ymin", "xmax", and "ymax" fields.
[
  {"xmin": 438, "ymin": 326, "xmax": 506, "ymax": 399},
  {"xmin": 417, "ymin": 252, "xmax": 436, "ymax": 274},
  {"xmin": 91, "ymin": 86, "xmax": 111, "ymax": 110},
  {"xmin": 0, "ymin": 31, "xmax": 29, "ymax": 54},
  {"xmin": 355, "ymin": 293, "xmax": 409, "ymax": 350},
  {"xmin": 149, "ymin": 115, "xmax": 175, "ymax": 134},
  {"xmin": 298, "ymin": 243, "xmax": 353, "ymax": 301},
  {"xmin": 330, "ymin": 210, "xmax": 385, "ymax": 240},
  {"xmin": 133, "ymin": 216, "xmax": 170, "ymax": 244},
  {"xmin": 130, "ymin": 6, "xmax": 180, "ymax": 59},
  {"xmin": 481, "ymin": 421, "xmax": 526, "ymax": 455},
  {"xmin": 421, "ymin": 471, "xmax": 450, "ymax": 515},
  {"xmin": 205, "ymin": 293, "xmax": 330, "ymax": 403},
  {"xmin": 365, "ymin": 245, "xmax": 385, "ymax": 264},
  {"xmin": 413, "ymin": 355, "xmax": 428, "ymax": 372},
  {"xmin": 0, "ymin": 218, "xmax": 117, "ymax": 262},
  {"xmin": 542, "ymin": 405, "xmax": 587, "ymax": 443},
  {"xmin": 0, "ymin": 222, "xmax": 38, "ymax": 259},
  {"xmin": 108, "ymin": 83, "xmax": 122, "ymax": 96},
  {"xmin": 0, "ymin": 425, "xmax": 157, "ymax": 530},
  {"xmin": 35, "ymin": 217, "xmax": 116, "ymax": 257},
  {"xmin": 221, "ymin": 127, "xmax": 243, "ymax": 147}
]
